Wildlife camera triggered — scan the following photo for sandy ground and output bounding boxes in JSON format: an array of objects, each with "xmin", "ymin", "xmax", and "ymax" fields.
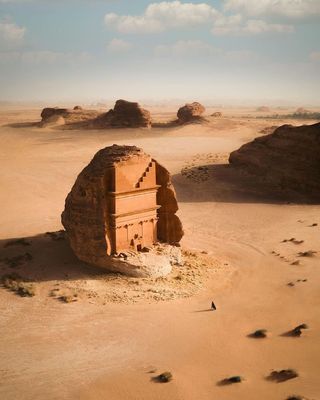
[{"xmin": 0, "ymin": 107, "xmax": 319, "ymax": 400}]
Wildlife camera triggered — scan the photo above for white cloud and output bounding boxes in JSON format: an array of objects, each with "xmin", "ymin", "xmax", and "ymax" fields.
[
  {"xmin": 154, "ymin": 39, "xmax": 220, "ymax": 57},
  {"xmin": 212, "ymin": 16, "xmax": 294, "ymax": 35},
  {"xmin": 0, "ymin": 50, "xmax": 91, "ymax": 64},
  {"xmin": 106, "ymin": 38, "xmax": 132, "ymax": 52},
  {"xmin": 0, "ymin": 19, "xmax": 25, "ymax": 45},
  {"xmin": 105, "ymin": 1, "xmax": 219, "ymax": 33},
  {"xmin": 224, "ymin": 0, "xmax": 320, "ymax": 19},
  {"xmin": 310, "ymin": 51, "xmax": 320, "ymax": 62}
]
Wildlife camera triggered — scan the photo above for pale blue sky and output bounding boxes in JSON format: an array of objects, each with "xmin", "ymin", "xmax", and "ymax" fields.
[{"xmin": 0, "ymin": 0, "xmax": 320, "ymax": 104}]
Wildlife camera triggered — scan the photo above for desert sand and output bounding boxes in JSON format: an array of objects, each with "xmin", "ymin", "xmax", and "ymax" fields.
[{"xmin": 0, "ymin": 106, "xmax": 319, "ymax": 400}]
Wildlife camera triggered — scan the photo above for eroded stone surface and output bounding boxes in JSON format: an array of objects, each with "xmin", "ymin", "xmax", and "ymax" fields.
[
  {"xmin": 177, "ymin": 102, "xmax": 205, "ymax": 123},
  {"xmin": 40, "ymin": 106, "xmax": 100, "ymax": 126},
  {"xmin": 61, "ymin": 145, "xmax": 183, "ymax": 276},
  {"xmin": 229, "ymin": 122, "xmax": 320, "ymax": 199},
  {"xmin": 96, "ymin": 99, "xmax": 151, "ymax": 128}
]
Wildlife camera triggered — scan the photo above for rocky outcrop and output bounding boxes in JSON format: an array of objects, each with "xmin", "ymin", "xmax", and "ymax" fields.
[
  {"xmin": 61, "ymin": 145, "xmax": 183, "ymax": 276},
  {"xmin": 229, "ymin": 122, "xmax": 320, "ymax": 199},
  {"xmin": 96, "ymin": 100, "xmax": 151, "ymax": 128},
  {"xmin": 177, "ymin": 102, "xmax": 205, "ymax": 123},
  {"xmin": 40, "ymin": 106, "xmax": 100, "ymax": 126},
  {"xmin": 211, "ymin": 112, "xmax": 222, "ymax": 117}
]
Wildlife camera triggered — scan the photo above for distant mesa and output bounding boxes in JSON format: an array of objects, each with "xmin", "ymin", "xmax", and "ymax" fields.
[
  {"xmin": 211, "ymin": 111, "xmax": 222, "ymax": 117},
  {"xmin": 229, "ymin": 122, "xmax": 320, "ymax": 200},
  {"xmin": 62, "ymin": 145, "xmax": 184, "ymax": 277},
  {"xmin": 40, "ymin": 99, "xmax": 151, "ymax": 129},
  {"xmin": 177, "ymin": 102, "xmax": 205, "ymax": 123},
  {"xmin": 95, "ymin": 99, "xmax": 151, "ymax": 128},
  {"xmin": 256, "ymin": 106, "xmax": 270, "ymax": 112}
]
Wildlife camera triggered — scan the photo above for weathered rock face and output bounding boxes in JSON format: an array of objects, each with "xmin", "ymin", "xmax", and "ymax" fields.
[
  {"xmin": 61, "ymin": 145, "xmax": 183, "ymax": 276},
  {"xmin": 97, "ymin": 99, "xmax": 151, "ymax": 128},
  {"xmin": 177, "ymin": 102, "xmax": 205, "ymax": 123},
  {"xmin": 229, "ymin": 122, "xmax": 320, "ymax": 199}
]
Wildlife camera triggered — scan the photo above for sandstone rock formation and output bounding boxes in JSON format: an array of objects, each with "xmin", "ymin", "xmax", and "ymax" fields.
[
  {"xmin": 177, "ymin": 102, "xmax": 205, "ymax": 123},
  {"xmin": 229, "ymin": 122, "xmax": 320, "ymax": 199},
  {"xmin": 40, "ymin": 106, "xmax": 100, "ymax": 126},
  {"xmin": 62, "ymin": 145, "xmax": 183, "ymax": 277},
  {"xmin": 96, "ymin": 99, "xmax": 151, "ymax": 128},
  {"xmin": 211, "ymin": 112, "xmax": 222, "ymax": 117}
]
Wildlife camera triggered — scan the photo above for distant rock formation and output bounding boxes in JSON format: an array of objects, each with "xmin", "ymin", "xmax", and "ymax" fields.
[
  {"xmin": 40, "ymin": 100, "xmax": 151, "ymax": 129},
  {"xmin": 96, "ymin": 100, "xmax": 151, "ymax": 128},
  {"xmin": 62, "ymin": 145, "xmax": 183, "ymax": 277},
  {"xmin": 177, "ymin": 102, "xmax": 205, "ymax": 123},
  {"xmin": 211, "ymin": 112, "xmax": 222, "ymax": 117},
  {"xmin": 256, "ymin": 106, "xmax": 270, "ymax": 112},
  {"xmin": 295, "ymin": 107, "xmax": 310, "ymax": 115},
  {"xmin": 229, "ymin": 122, "xmax": 320, "ymax": 199},
  {"xmin": 40, "ymin": 106, "xmax": 100, "ymax": 126}
]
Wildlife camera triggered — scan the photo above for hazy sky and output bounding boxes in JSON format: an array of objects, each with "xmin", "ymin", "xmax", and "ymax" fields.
[{"xmin": 0, "ymin": 0, "xmax": 320, "ymax": 104}]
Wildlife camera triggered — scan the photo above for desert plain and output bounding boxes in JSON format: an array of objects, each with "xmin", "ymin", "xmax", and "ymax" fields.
[{"xmin": 0, "ymin": 105, "xmax": 319, "ymax": 400}]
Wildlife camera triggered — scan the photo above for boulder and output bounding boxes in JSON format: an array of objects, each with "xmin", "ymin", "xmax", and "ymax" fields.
[
  {"xmin": 96, "ymin": 99, "xmax": 151, "ymax": 128},
  {"xmin": 61, "ymin": 145, "xmax": 183, "ymax": 277},
  {"xmin": 229, "ymin": 122, "xmax": 320, "ymax": 199},
  {"xmin": 211, "ymin": 112, "xmax": 222, "ymax": 117},
  {"xmin": 177, "ymin": 102, "xmax": 205, "ymax": 123},
  {"xmin": 73, "ymin": 105, "xmax": 83, "ymax": 110}
]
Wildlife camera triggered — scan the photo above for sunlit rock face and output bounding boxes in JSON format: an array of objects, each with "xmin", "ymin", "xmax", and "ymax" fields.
[
  {"xmin": 62, "ymin": 145, "xmax": 183, "ymax": 277},
  {"xmin": 177, "ymin": 102, "xmax": 205, "ymax": 123},
  {"xmin": 229, "ymin": 122, "xmax": 320, "ymax": 199}
]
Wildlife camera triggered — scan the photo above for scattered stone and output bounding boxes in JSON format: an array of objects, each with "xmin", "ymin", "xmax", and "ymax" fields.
[
  {"xmin": 1, "ymin": 273, "xmax": 35, "ymax": 297},
  {"xmin": 59, "ymin": 295, "xmax": 78, "ymax": 303},
  {"xmin": 268, "ymin": 369, "xmax": 298, "ymax": 382},
  {"xmin": 177, "ymin": 102, "xmax": 205, "ymax": 123},
  {"xmin": 73, "ymin": 105, "xmax": 83, "ymax": 110},
  {"xmin": 298, "ymin": 251, "xmax": 317, "ymax": 257},
  {"xmin": 287, "ymin": 282, "xmax": 295, "ymax": 287},
  {"xmin": 287, "ymin": 396, "xmax": 307, "ymax": 400},
  {"xmin": 310, "ymin": 223, "xmax": 318, "ymax": 227},
  {"xmin": 219, "ymin": 376, "xmax": 243, "ymax": 385},
  {"xmin": 291, "ymin": 260, "xmax": 300, "ymax": 266}
]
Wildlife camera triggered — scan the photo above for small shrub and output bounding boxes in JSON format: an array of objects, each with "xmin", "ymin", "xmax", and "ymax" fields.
[
  {"xmin": 250, "ymin": 329, "xmax": 267, "ymax": 338},
  {"xmin": 156, "ymin": 371, "xmax": 173, "ymax": 383}
]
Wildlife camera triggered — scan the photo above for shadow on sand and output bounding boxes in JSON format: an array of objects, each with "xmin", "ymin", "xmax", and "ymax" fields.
[
  {"xmin": 0, "ymin": 231, "xmax": 112, "ymax": 283},
  {"xmin": 172, "ymin": 164, "xmax": 320, "ymax": 205}
]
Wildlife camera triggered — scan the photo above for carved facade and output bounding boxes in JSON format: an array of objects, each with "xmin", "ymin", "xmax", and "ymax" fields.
[{"xmin": 108, "ymin": 157, "xmax": 160, "ymax": 253}]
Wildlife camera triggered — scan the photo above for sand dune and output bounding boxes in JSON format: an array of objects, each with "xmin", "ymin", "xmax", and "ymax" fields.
[{"xmin": 0, "ymin": 108, "xmax": 319, "ymax": 400}]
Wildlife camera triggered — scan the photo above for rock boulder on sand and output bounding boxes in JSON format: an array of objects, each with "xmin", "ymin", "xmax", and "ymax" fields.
[
  {"xmin": 96, "ymin": 99, "xmax": 151, "ymax": 128},
  {"xmin": 61, "ymin": 144, "xmax": 183, "ymax": 277},
  {"xmin": 229, "ymin": 122, "xmax": 320, "ymax": 199},
  {"xmin": 177, "ymin": 102, "xmax": 205, "ymax": 123},
  {"xmin": 211, "ymin": 112, "xmax": 222, "ymax": 117}
]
